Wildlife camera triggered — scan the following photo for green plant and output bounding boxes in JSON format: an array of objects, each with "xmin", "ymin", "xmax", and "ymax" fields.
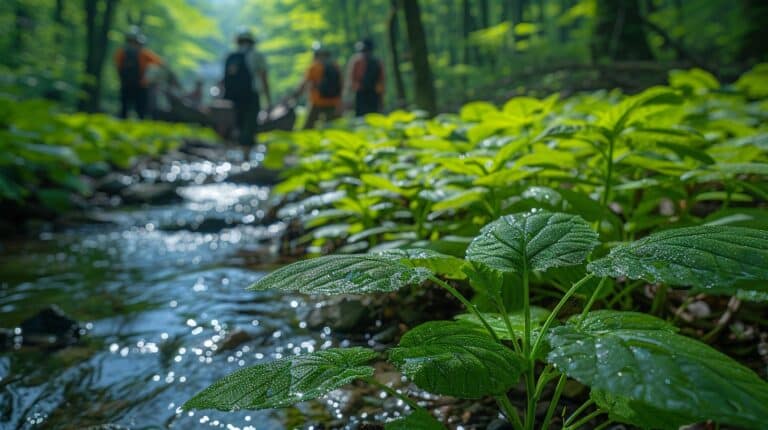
[{"xmin": 184, "ymin": 211, "xmax": 768, "ymax": 429}]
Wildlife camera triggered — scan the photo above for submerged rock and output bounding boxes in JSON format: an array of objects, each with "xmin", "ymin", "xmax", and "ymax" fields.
[
  {"xmin": 120, "ymin": 182, "xmax": 182, "ymax": 205},
  {"xmin": 16, "ymin": 305, "xmax": 81, "ymax": 348},
  {"xmin": 217, "ymin": 328, "xmax": 255, "ymax": 352},
  {"xmin": 226, "ymin": 166, "xmax": 281, "ymax": 185},
  {"xmin": 306, "ymin": 297, "xmax": 374, "ymax": 333}
]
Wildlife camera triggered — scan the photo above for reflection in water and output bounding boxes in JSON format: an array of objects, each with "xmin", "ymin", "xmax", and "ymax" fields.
[{"xmin": 0, "ymin": 182, "xmax": 339, "ymax": 429}]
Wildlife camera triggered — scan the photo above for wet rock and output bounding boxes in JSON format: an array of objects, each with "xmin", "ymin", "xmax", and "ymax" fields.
[
  {"xmin": 18, "ymin": 305, "xmax": 80, "ymax": 348},
  {"xmin": 82, "ymin": 161, "xmax": 112, "ymax": 179},
  {"xmin": 487, "ymin": 419, "xmax": 514, "ymax": 430},
  {"xmin": 306, "ymin": 297, "xmax": 373, "ymax": 333},
  {"xmin": 0, "ymin": 328, "xmax": 11, "ymax": 348},
  {"xmin": 161, "ymin": 217, "xmax": 243, "ymax": 233},
  {"xmin": 120, "ymin": 182, "xmax": 182, "ymax": 205},
  {"xmin": 226, "ymin": 165, "xmax": 281, "ymax": 185},
  {"xmin": 95, "ymin": 173, "xmax": 134, "ymax": 195},
  {"xmin": 217, "ymin": 328, "xmax": 254, "ymax": 352}
]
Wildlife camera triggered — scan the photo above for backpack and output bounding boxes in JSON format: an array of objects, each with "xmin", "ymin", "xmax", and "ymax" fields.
[
  {"xmin": 120, "ymin": 46, "xmax": 141, "ymax": 87},
  {"xmin": 359, "ymin": 56, "xmax": 381, "ymax": 93},
  {"xmin": 223, "ymin": 51, "xmax": 254, "ymax": 102},
  {"xmin": 318, "ymin": 62, "xmax": 342, "ymax": 98}
]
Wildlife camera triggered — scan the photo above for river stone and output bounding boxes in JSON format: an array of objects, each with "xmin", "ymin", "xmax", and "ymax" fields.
[
  {"xmin": 306, "ymin": 297, "xmax": 373, "ymax": 333},
  {"xmin": 226, "ymin": 166, "xmax": 281, "ymax": 185},
  {"xmin": 19, "ymin": 305, "xmax": 80, "ymax": 348},
  {"xmin": 120, "ymin": 182, "xmax": 182, "ymax": 205},
  {"xmin": 217, "ymin": 328, "xmax": 254, "ymax": 352}
]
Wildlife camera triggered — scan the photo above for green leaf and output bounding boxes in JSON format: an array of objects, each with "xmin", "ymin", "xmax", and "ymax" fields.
[
  {"xmin": 385, "ymin": 409, "xmax": 447, "ymax": 430},
  {"xmin": 389, "ymin": 321, "xmax": 526, "ymax": 398},
  {"xmin": 466, "ymin": 211, "xmax": 599, "ymax": 273},
  {"xmin": 249, "ymin": 254, "xmax": 431, "ymax": 294},
  {"xmin": 546, "ymin": 310, "xmax": 768, "ymax": 429},
  {"xmin": 378, "ymin": 248, "xmax": 467, "ymax": 279},
  {"xmin": 454, "ymin": 307, "xmax": 549, "ymax": 340},
  {"xmin": 184, "ymin": 348, "xmax": 376, "ymax": 411},
  {"xmin": 587, "ymin": 226, "xmax": 768, "ymax": 289}
]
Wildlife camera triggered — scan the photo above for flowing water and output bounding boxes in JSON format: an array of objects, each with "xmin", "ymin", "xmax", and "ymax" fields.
[{"xmin": 0, "ymin": 164, "xmax": 358, "ymax": 429}]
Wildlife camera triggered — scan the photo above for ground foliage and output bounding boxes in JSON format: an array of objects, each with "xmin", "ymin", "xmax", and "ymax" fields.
[
  {"xmin": 0, "ymin": 95, "xmax": 216, "ymax": 212},
  {"xmin": 185, "ymin": 66, "xmax": 768, "ymax": 429}
]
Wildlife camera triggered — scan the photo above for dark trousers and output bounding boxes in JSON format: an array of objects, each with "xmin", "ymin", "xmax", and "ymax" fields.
[
  {"xmin": 304, "ymin": 105, "xmax": 339, "ymax": 129},
  {"xmin": 120, "ymin": 84, "xmax": 148, "ymax": 119},
  {"xmin": 234, "ymin": 97, "xmax": 260, "ymax": 147},
  {"xmin": 355, "ymin": 91, "xmax": 381, "ymax": 117}
]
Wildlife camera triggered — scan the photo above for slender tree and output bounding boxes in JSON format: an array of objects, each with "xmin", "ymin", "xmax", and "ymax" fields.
[
  {"xmin": 388, "ymin": 0, "xmax": 407, "ymax": 106},
  {"xmin": 79, "ymin": 0, "xmax": 119, "ymax": 112},
  {"xmin": 592, "ymin": 0, "xmax": 653, "ymax": 61},
  {"xmin": 737, "ymin": 0, "xmax": 768, "ymax": 62},
  {"xmin": 400, "ymin": 0, "xmax": 436, "ymax": 115}
]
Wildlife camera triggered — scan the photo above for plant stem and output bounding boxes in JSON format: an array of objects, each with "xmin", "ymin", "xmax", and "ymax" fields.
[
  {"xmin": 428, "ymin": 274, "xmax": 500, "ymax": 343},
  {"xmin": 496, "ymin": 395, "xmax": 525, "ymax": 430},
  {"xmin": 564, "ymin": 409, "xmax": 605, "ymax": 430},
  {"xmin": 365, "ymin": 377, "xmax": 420, "ymax": 411},
  {"xmin": 650, "ymin": 284, "xmax": 668, "ymax": 316},
  {"xmin": 541, "ymin": 374, "xmax": 567, "ymax": 430},
  {"xmin": 497, "ymin": 299, "xmax": 522, "ymax": 353},
  {"xmin": 601, "ymin": 135, "xmax": 615, "ymax": 210},
  {"xmin": 521, "ymin": 260, "xmax": 536, "ymax": 430},
  {"xmin": 529, "ymin": 274, "xmax": 595, "ymax": 360},
  {"xmin": 564, "ymin": 398, "xmax": 595, "ymax": 427},
  {"xmin": 580, "ymin": 277, "xmax": 607, "ymax": 319}
]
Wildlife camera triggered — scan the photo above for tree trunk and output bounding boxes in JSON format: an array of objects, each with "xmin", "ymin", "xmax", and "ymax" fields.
[
  {"xmin": 400, "ymin": 0, "xmax": 436, "ymax": 115},
  {"xmin": 388, "ymin": 0, "xmax": 407, "ymax": 106},
  {"xmin": 737, "ymin": 0, "xmax": 768, "ymax": 62},
  {"xmin": 79, "ymin": 0, "xmax": 119, "ymax": 112},
  {"xmin": 592, "ymin": 0, "xmax": 653, "ymax": 61},
  {"xmin": 512, "ymin": 0, "xmax": 525, "ymax": 24}
]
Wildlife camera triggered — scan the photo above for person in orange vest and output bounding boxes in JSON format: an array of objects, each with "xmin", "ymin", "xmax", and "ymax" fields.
[
  {"xmin": 346, "ymin": 38, "xmax": 384, "ymax": 116},
  {"xmin": 293, "ymin": 43, "xmax": 343, "ymax": 129},
  {"xmin": 114, "ymin": 27, "xmax": 163, "ymax": 119}
]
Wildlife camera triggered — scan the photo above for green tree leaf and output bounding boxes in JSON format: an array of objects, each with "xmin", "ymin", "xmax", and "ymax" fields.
[
  {"xmin": 389, "ymin": 321, "xmax": 526, "ymax": 398},
  {"xmin": 587, "ymin": 226, "xmax": 768, "ymax": 289},
  {"xmin": 184, "ymin": 348, "xmax": 376, "ymax": 411},
  {"xmin": 466, "ymin": 211, "xmax": 599, "ymax": 273},
  {"xmin": 546, "ymin": 311, "xmax": 768, "ymax": 429},
  {"xmin": 249, "ymin": 255, "xmax": 431, "ymax": 294},
  {"xmin": 385, "ymin": 409, "xmax": 447, "ymax": 430}
]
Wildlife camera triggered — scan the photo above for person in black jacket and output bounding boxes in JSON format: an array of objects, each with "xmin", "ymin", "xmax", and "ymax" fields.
[{"xmin": 222, "ymin": 29, "xmax": 272, "ymax": 148}]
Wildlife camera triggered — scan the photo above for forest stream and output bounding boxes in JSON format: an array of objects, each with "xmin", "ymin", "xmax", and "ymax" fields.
[{"xmin": 0, "ymin": 149, "xmax": 381, "ymax": 430}]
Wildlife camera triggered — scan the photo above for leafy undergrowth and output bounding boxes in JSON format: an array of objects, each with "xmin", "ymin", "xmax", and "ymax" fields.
[
  {"xmin": 0, "ymin": 95, "xmax": 217, "ymax": 213},
  {"xmin": 183, "ymin": 66, "xmax": 768, "ymax": 429}
]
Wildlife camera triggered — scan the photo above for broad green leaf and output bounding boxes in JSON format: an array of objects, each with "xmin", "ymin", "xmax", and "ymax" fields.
[
  {"xmin": 379, "ymin": 248, "xmax": 467, "ymax": 279},
  {"xmin": 431, "ymin": 188, "xmax": 487, "ymax": 212},
  {"xmin": 473, "ymin": 167, "xmax": 540, "ymax": 187},
  {"xmin": 466, "ymin": 211, "xmax": 599, "ymax": 273},
  {"xmin": 590, "ymin": 389, "xmax": 694, "ymax": 430},
  {"xmin": 385, "ymin": 409, "xmax": 446, "ymax": 430},
  {"xmin": 389, "ymin": 321, "xmax": 526, "ymax": 398},
  {"xmin": 546, "ymin": 311, "xmax": 768, "ymax": 429},
  {"xmin": 454, "ymin": 307, "xmax": 549, "ymax": 340},
  {"xmin": 249, "ymin": 254, "xmax": 431, "ymax": 294},
  {"xmin": 184, "ymin": 348, "xmax": 375, "ymax": 411},
  {"xmin": 459, "ymin": 101, "xmax": 498, "ymax": 122},
  {"xmin": 587, "ymin": 226, "xmax": 768, "ymax": 289}
]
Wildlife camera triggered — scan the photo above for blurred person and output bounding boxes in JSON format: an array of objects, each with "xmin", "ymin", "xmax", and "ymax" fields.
[
  {"xmin": 346, "ymin": 38, "xmax": 384, "ymax": 116},
  {"xmin": 114, "ymin": 27, "xmax": 164, "ymax": 119},
  {"xmin": 293, "ymin": 43, "xmax": 343, "ymax": 129},
  {"xmin": 223, "ymin": 28, "xmax": 271, "ymax": 148}
]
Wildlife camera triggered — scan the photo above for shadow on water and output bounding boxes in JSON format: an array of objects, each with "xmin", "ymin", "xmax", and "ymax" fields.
[{"xmin": 0, "ymin": 180, "xmax": 337, "ymax": 429}]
